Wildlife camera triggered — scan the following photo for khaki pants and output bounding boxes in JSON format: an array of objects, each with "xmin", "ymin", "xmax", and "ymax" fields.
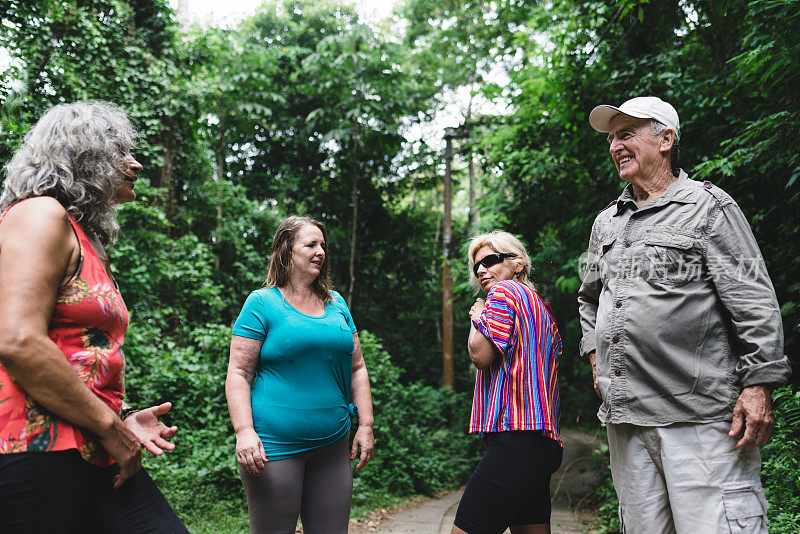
[{"xmin": 607, "ymin": 421, "xmax": 768, "ymax": 534}]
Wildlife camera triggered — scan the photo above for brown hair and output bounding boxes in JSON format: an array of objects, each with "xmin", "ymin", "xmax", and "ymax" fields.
[{"xmin": 262, "ymin": 216, "xmax": 332, "ymax": 302}]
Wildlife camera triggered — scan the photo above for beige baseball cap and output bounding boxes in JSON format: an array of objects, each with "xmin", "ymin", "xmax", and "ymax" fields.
[{"xmin": 589, "ymin": 96, "xmax": 680, "ymax": 134}]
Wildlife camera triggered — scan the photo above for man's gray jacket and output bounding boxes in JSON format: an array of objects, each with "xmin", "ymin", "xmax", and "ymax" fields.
[{"xmin": 578, "ymin": 170, "xmax": 791, "ymax": 425}]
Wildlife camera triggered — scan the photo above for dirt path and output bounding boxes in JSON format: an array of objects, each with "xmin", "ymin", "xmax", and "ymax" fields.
[{"xmin": 349, "ymin": 428, "xmax": 605, "ymax": 534}]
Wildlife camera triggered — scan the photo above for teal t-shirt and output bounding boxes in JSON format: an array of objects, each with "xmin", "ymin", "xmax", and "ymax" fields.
[{"xmin": 232, "ymin": 287, "xmax": 357, "ymax": 460}]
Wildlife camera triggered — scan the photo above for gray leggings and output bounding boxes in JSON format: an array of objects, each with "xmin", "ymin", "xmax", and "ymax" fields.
[{"xmin": 239, "ymin": 438, "xmax": 352, "ymax": 534}]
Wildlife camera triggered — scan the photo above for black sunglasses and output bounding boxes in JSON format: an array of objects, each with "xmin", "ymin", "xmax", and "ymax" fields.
[{"xmin": 473, "ymin": 253, "xmax": 512, "ymax": 276}]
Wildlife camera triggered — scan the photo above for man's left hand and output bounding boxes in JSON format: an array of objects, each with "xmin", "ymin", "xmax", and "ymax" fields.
[{"xmin": 729, "ymin": 386, "xmax": 774, "ymax": 449}]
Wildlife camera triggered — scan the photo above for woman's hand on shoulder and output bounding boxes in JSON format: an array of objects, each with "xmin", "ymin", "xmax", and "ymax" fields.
[
  {"xmin": 468, "ymin": 298, "xmax": 486, "ymax": 320},
  {"xmin": 236, "ymin": 428, "xmax": 268, "ymax": 476},
  {"xmin": 351, "ymin": 424, "xmax": 375, "ymax": 470},
  {"xmin": 123, "ymin": 402, "xmax": 178, "ymax": 456}
]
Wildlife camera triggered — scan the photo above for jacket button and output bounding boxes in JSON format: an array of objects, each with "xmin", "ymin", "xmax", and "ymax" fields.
[
  {"xmin": 615, "ymin": 301, "xmax": 622, "ymax": 308},
  {"xmin": 625, "ymin": 240, "xmax": 632, "ymax": 247},
  {"xmin": 614, "ymin": 368, "xmax": 622, "ymax": 376},
  {"xmin": 612, "ymin": 335, "xmax": 620, "ymax": 343}
]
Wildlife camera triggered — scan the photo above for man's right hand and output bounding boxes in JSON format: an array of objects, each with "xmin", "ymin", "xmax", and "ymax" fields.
[
  {"xmin": 589, "ymin": 351, "xmax": 602, "ymax": 399},
  {"xmin": 99, "ymin": 417, "xmax": 143, "ymax": 489}
]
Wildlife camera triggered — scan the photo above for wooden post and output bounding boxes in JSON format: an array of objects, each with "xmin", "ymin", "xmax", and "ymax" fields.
[
  {"xmin": 442, "ymin": 126, "xmax": 469, "ymax": 388},
  {"xmin": 442, "ymin": 131, "xmax": 454, "ymax": 388},
  {"xmin": 467, "ymin": 148, "xmax": 477, "ymax": 234}
]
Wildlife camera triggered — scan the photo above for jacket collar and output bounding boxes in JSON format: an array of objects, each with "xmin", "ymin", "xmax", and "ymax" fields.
[{"xmin": 613, "ymin": 169, "xmax": 696, "ymax": 216}]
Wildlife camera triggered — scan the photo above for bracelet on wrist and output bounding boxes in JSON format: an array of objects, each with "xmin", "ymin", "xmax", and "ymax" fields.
[{"xmin": 120, "ymin": 407, "xmax": 138, "ymax": 420}]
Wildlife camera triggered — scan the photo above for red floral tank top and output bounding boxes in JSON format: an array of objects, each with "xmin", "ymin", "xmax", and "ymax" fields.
[{"xmin": 0, "ymin": 201, "xmax": 129, "ymax": 466}]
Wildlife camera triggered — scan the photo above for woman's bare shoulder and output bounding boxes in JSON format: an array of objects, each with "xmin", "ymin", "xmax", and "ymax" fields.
[
  {"xmin": 3, "ymin": 196, "xmax": 68, "ymax": 223},
  {"xmin": 0, "ymin": 197, "xmax": 72, "ymax": 244}
]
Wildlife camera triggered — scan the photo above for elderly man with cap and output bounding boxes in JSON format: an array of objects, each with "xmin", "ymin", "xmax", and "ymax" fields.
[{"xmin": 577, "ymin": 96, "xmax": 790, "ymax": 533}]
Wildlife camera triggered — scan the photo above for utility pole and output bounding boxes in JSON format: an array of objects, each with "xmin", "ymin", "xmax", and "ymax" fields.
[
  {"xmin": 465, "ymin": 123, "xmax": 478, "ymax": 234},
  {"xmin": 442, "ymin": 126, "xmax": 469, "ymax": 388}
]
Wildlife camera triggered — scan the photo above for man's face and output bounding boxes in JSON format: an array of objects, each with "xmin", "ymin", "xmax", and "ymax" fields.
[{"xmin": 606, "ymin": 115, "xmax": 667, "ymax": 184}]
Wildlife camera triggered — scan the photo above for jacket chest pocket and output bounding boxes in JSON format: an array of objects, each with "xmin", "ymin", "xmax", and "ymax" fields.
[
  {"xmin": 642, "ymin": 230, "xmax": 698, "ymax": 286},
  {"xmin": 593, "ymin": 234, "xmax": 617, "ymax": 284}
]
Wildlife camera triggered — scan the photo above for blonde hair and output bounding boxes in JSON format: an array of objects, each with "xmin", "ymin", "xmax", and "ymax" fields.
[{"xmin": 467, "ymin": 230, "xmax": 534, "ymax": 292}]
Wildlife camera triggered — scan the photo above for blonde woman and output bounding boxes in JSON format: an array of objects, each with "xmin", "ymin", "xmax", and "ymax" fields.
[{"xmin": 452, "ymin": 231, "xmax": 563, "ymax": 534}]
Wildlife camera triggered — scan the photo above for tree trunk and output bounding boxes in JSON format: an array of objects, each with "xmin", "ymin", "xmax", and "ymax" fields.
[
  {"xmin": 347, "ymin": 121, "xmax": 360, "ymax": 306},
  {"xmin": 468, "ymin": 149, "xmax": 478, "ymax": 233},
  {"xmin": 215, "ymin": 122, "xmax": 226, "ymax": 272},
  {"xmin": 347, "ymin": 38, "xmax": 363, "ymax": 306},
  {"xmin": 442, "ymin": 134, "xmax": 454, "ymax": 388},
  {"xmin": 431, "ymin": 211, "xmax": 442, "ymax": 344}
]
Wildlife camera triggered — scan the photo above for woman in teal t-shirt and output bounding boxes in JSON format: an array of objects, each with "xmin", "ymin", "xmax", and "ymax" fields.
[{"xmin": 225, "ymin": 216, "xmax": 375, "ymax": 534}]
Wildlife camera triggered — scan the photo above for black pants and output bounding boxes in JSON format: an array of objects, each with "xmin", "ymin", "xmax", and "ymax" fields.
[
  {"xmin": 454, "ymin": 431, "xmax": 563, "ymax": 534},
  {"xmin": 0, "ymin": 450, "xmax": 188, "ymax": 534}
]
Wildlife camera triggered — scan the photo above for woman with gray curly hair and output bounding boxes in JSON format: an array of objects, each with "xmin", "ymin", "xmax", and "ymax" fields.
[{"xmin": 0, "ymin": 102, "xmax": 188, "ymax": 533}]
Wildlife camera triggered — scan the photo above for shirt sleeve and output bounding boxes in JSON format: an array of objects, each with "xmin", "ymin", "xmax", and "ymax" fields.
[
  {"xmin": 472, "ymin": 282, "xmax": 516, "ymax": 355},
  {"xmin": 232, "ymin": 291, "xmax": 268, "ymax": 340},
  {"xmin": 332, "ymin": 291, "xmax": 357, "ymax": 333},
  {"xmin": 577, "ymin": 218, "xmax": 602, "ymax": 359},
  {"xmin": 705, "ymin": 201, "xmax": 791, "ymax": 387}
]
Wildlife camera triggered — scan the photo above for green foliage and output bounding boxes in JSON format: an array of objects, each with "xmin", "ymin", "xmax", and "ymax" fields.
[
  {"xmin": 354, "ymin": 331, "xmax": 481, "ymax": 506},
  {"xmin": 459, "ymin": 0, "xmax": 800, "ymax": 430},
  {"xmin": 761, "ymin": 386, "xmax": 800, "ymax": 532},
  {"xmin": 127, "ymin": 321, "xmax": 241, "ymax": 512},
  {"xmin": 588, "ymin": 441, "xmax": 621, "ymax": 534},
  {"xmin": 132, "ymin": 329, "xmax": 481, "ymax": 523},
  {"xmin": 692, "ymin": 0, "xmax": 800, "ymax": 360}
]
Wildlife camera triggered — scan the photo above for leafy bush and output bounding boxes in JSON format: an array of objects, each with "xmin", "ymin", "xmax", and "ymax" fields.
[
  {"xmin": 761, "ymin": 386, "xmax": 800, "ymax": 533},
  {"xmin": 353, "ymin": 331, "xmax": 482, "ymax": 507},
  {"xmin": 125, "ymin": 328, "xmax": 482, "ymax": 522},
  {"xmin": 127, "ymin": 321, "xmax": 241, "ymax": 513},
  {"xmin": 589, "ymin": 441, "xmax": 620, "ymax": 534}
]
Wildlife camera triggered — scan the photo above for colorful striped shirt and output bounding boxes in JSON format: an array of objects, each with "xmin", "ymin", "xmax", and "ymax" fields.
[{"xmin": 469, "ymin": 280, "xmax": 562, "ymax": 444}]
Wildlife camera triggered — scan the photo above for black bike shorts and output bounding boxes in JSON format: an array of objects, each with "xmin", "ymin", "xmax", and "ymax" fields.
[{"xmin": 454, "ymin": 430, "xmax": 563, "ymax": 534}]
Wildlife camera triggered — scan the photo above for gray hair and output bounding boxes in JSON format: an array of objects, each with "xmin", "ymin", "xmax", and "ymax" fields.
[
  {"xmin": 0, "ymin": 101, "xmax": 137, "ymax": 246},
  {"xmin": 650, "ymin": 120, "xmax": 681, "ymax": 177}
]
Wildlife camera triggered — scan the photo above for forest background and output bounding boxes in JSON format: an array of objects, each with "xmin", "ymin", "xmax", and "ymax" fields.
[{"xmin": 1, "ymin": 0, "xmax": 798, "ymax": 532}]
